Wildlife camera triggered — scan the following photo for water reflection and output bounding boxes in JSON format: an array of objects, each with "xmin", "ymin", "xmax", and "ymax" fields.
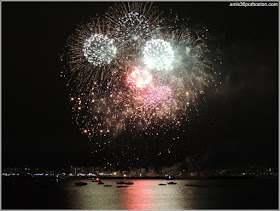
[
  {"xmin": 67, "ymin": 179, "xmax": 192, "ymax": 210},
  {"xmin": 120, "ymin": 180, "xmax": 190, "ymax": 210},
  {"xmin": 120, "ymin": 180, "xmax": 153, "ymax": 210},
  {"xmin": 66, "ymin": 179, "xmax": 121, "ymax": 210},
  {"xmin": 9, "ymin": 178, "xmax": 274, "ymax": 210}
]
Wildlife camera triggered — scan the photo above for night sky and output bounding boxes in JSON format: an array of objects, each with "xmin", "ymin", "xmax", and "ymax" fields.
[{"xmin": 2, "ymin": 2, "xmax": 278, "ymax": 169}]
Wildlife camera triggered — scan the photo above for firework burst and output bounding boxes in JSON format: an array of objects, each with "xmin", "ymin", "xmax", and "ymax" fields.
[
  {"xmin": 82, "ymin": 33, "xmax": 117, "ymax": 67},
  {"xmin": 61, "ymin": 2, "xmax": 222, "ymax": 163},
  {"xmin": 127, "ymin": 67, "xmax": 153, "ymax": 90},
  {"xmin": 61, "ymin": 18, "xmax": 122, "ymax": 95},
  {"xmin": 142, "ymin": 39, "xmax": 175, "ymax": 71},
  {"xmin": 106, "ymin": 2, "xmax": 164, "ymax": 50}
]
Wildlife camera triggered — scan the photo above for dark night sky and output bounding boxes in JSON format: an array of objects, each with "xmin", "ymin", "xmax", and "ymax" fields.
[{"xmin": 2, "ymin": 2, "xmax": 278, "ymax": 169}]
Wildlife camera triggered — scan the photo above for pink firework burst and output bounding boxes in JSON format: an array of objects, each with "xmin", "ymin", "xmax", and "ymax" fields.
[
  {"xmin": 144, "ymin": 85, "xmax": 173, "ymax": 110},
  {"xmin": 127, "ymin": 67, "xmax": 153, "ymax": 90}
]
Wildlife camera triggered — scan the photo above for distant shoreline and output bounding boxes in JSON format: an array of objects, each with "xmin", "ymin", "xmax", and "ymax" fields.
[{"xmin": 3, "ymin": 175, "xmax": 278, "ymax": 180}]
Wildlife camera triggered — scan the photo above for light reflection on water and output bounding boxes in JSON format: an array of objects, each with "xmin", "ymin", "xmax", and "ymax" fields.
[
  {"xmin": 3, "ymin": 178, "xmax": 278, "ymax": 209},
  {"xmin": 61, "ymin": 178, "xmax": 278, "ymax": 210},
  {"xmin": 66, "ymin": 179, "xmax": 199, "ymax": 210},
  {"xmin": 121, "ymin": 180, "xmax": 185, "ymax": 210}
]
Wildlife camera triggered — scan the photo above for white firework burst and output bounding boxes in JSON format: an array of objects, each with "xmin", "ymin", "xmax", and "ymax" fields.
[
  {"xmin": 142, "ymin": 39, "xmax": 175, "ymax": 71},
  {"xmin": 105, "ymin": 2, "xmax": 164, "ymax": 49},
  {"xmin": 118, "ymin": 12, "xmax": 150, "ymax": 43},
  {"xmin": 83, "ymin": 33, "xmax": 117, "ymax": 67}
]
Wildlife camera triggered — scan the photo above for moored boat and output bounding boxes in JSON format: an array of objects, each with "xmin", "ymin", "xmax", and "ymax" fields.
[
  {"xmin": 75, "ymin": 182, "xmax": 87, "ymax": 186},
  {"xmin": 117, "ymin": 185, "xmax": 129, "ymax": 188},
  {"xmin": 124, "ymin": 182, "xmax": 134, "ymax": 185},
  {"xmin": 167, "ymin": 182, "xmax": 177, "ymax": 185}
]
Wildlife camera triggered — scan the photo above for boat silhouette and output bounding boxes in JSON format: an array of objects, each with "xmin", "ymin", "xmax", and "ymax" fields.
[
  {"xmin": 75, "ymin": 182, "xmax": 87, "ymax": 186},
  {"xmin": 117, "ymin": 178, "xmax": 134, "ymax": 185},
  {"xmin": 167, "ymin": 182, "xmax": 177, "ymax": 185},
  {"xmin": 117, "ymin": 185, "xmax": 129, "ymax": 188},
  {"xmin": 159, "ymin": 178, "xmax": 167, "ymax": 185},
  {"xmin": 124, "ymin": 181, "xmax": 134, "ymax": 185}
]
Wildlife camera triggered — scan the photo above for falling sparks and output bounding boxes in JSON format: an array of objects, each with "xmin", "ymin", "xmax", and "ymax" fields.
[{"xmin": 143, "ymin": 86, "xmax": 173, "ymax": 110}]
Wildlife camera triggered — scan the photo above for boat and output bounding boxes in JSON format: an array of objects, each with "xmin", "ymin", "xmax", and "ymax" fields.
[
  {"xmin": 116, "ymin": 176, "xmax": 129, "ymax": 187},
  {"xmin": 117, "ymin": 185, "xmax": 129, "ymax": 188},
  {"xmin": 124, "ymin": 182, "xmax": 134, "ymax": 185},
  {"xmin": 167, "ymin": 182, "xmax": 177, "ymax": 185},
  {"xmin": 97, "ymin": 181, "xmax": 104, "ymax": 185},
  {"xmin": 104, "ymin": 179, "xmax": 112, "ymax": 187},
  {"xmin": 159, "ymin": 179, "xmax": 166, "ymax": 185},
  {"xmin": 117, "ymin": 178, "xmax": 134, "ymax": 185},
  {"xmin": 75, "ymin": 182, "xmax": 87, "ymax": 186},
  {"xmin": 117, "ymin": 181, "xmax": 134, "ymax": 185},
  {"xmin": 185, "ymin": 180, "xmax": 198, "ymax": 187}
]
